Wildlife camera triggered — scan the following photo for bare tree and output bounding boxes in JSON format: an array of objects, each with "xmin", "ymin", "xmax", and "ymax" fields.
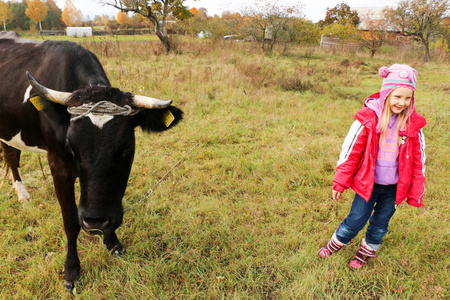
[
  {"xmin": 104, "ymin": 0, "xmax": 192, "ymax": 53},
  {"xmin": 242, "ymin": 0, "xmax": 303, "ymax": 51},
  {"xmin": 358, "ymin": 9, "xmax": 392, "ymax": 58},
  {"xmin": 386, "ymin": 0, "xmax": 450, "ymax": 62}
]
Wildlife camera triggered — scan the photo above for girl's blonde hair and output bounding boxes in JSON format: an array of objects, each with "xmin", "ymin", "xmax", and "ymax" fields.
[{"xmin": 378, "ymin": 92, "xmax": 411, "ymax": 146}]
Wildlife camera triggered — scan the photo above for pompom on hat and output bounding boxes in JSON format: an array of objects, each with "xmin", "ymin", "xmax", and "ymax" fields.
[{"xmin": 377, "ymin": 64, "xmax": 418, "ymax": 135}]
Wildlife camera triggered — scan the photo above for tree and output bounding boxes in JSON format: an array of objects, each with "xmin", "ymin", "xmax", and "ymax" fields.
[
  {"xmin": 94, "ymin": 14, "xmax": 112, "ymax": 27},
  {"xmin": 242, "ymin": 0, "xmax": 303, "ymax": 51},
  {"xmin": 321, "ymin": 20, "xmax": 359, "ymax": 40},
  {"xmin": 320, "ymin": 2, "xmax": 359, "ymax": 27},
  {"xmin": 358, "ymin": 9, "xmax": 392, "ymax": 57},
  {"xmin": 105, "ymin": 0, "xmax": 193, "ymax": 53},
  {"xmin": 0, "ymin": 0, "xmax": 13, "ymax": 31},
  {"xmin": 289, "ymin": 19, "xmax": 321, "ymax": 44},
  {"xmin": 61, "ymin": 0, "xmax": 82, "ymax": 27},
  {"xmin": 189, "ymin": 7, "xmax": 198, "ymax": 15},
  {"xmin": 386, "ymin": 0, "xmax": 450, "ymax": 62},
  {"xmin": 117, "ymin": 11, "xmax": 129, "ymax": 27},
  {"xmin": 25, "ymin": 0, "xmax": 48, "ymax": 30},
  {"xmin": 9, "ymin": 0, "xmax": 31, "ymax": 30},
  {"xmin": 176, "ymin": 6, "xmax": 207, "ymax": 36},
  {"xmin": 220, "ymin": 11, "xmax": 243, "ymax": 37},
  {"xmin": 42, "ymin": 0, "xmax": 65, "ymax": 30},
  {"xmin": 444, "ymin": 17, "xmax": 450, "ymax": 49}
]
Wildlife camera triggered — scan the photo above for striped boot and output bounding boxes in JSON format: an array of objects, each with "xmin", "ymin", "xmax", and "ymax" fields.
[
  {"xmin": 349, "ymin": 239, "xmax": 377, "ymax": 269},
  {"xmin": 318, "ymin": 233, "xmax": 345, "ymax": 258}
]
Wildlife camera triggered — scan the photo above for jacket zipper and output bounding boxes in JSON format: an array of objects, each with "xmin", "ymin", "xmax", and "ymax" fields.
[{"xmin": 401, "ymin": 136, "xmax": 408, "ymax": 159}]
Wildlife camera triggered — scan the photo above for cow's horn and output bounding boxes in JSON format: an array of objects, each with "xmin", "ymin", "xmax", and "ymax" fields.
[
  {"xmin": 26, "ymin": 71, "xmax": 72, "ymax": 106},
  {"xmin": 133, "ymin": 95, "xmax": 173, "ymax": 109}
]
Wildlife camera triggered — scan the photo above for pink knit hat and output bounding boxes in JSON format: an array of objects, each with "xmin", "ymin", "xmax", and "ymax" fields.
[{"xmin": 378, "ymin": 64, "xmax": 418, "ymax": 135}]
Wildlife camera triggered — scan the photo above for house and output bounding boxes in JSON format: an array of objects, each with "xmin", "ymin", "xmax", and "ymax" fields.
[
  {"xmin": 354, "ymin": 7, "xmax": 401, "ymax": 33},
  {"xmin": 354, "ymin": 7, "xmax": 405, "ymax": 42}
]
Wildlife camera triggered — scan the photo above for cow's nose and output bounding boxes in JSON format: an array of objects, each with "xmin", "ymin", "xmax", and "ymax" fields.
[{"xmin": 80, "ymin": 216, "xmax": 110, "ymax": 234}]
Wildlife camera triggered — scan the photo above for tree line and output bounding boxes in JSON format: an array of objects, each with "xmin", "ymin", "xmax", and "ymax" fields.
[
  {"xmin": 0, "ymin": 0, "xmax": 149, "ymax": 31},
  {"xmin": 1, "ymin": 0, "xmax": 449, "ymax": 61}
]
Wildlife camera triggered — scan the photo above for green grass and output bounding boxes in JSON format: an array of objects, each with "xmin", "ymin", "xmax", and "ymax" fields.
[{"xmin": 0, "ymin": 37, "xmax": 449, "ymax": 299}]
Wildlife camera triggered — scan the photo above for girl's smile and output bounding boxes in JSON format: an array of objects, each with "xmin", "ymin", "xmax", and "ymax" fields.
[{"xmin": 388, "ymin": 87, "xmax": 413, "ymax": 114}]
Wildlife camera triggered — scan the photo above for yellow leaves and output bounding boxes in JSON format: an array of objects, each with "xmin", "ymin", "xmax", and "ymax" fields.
[
  {"xmin": 25, "ymin": 0, "xmax": 48, "ymax": 23},
  {"xmin": 152, "ymin": 2, "xmax": 162, "ymax": 11},
  {"xmin": 61, "ymin": 0, "xmax": 82, "ymax": 26},
  {"xmin": 0, "ymin": 1, "xmax": 13, "ymax": 26},
  {"xmin": 189, "ymin": 7, "xmax": 198, "ymax": 15},
  {"xmin": 117, "ymin": 11, "xmax": 130, "ymax": 25}
]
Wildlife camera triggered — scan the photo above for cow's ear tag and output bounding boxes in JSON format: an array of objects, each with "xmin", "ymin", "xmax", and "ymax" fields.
[
  {"xmin": 29, "ymin": 96, "xmax": 48, "ymax": 111},
  {"xmin": 162, "ymin": 109, "xmax": 175, "ymax": 127}
]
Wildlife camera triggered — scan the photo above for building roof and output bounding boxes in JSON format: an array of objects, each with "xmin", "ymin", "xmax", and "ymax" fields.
[{"xmin": 354, "ymin": 7, "xmax": 401, "ymax": 32}]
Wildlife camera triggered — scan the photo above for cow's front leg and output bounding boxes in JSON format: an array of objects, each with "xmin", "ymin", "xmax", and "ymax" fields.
[
  {"xmin": 104, "ymin": 232, "xmax": 126, "ymax": 255},
  {"xmin": 48, "ymin": 153, "xmax": 80, "ymax": 294}
]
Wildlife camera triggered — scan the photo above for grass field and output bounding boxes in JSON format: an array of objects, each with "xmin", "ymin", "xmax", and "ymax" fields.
[{"xmin": 0, "ymin": 36, "xmax": 449, "ymax": 299}]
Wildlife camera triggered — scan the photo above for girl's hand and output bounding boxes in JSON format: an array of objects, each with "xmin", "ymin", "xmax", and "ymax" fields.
[{"xmin": 332, "ymin": 190, "xmax": 342, "ymax": 202}]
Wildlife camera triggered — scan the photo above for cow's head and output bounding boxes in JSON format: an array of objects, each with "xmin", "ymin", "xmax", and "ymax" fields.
[{"xmin": 26, "ymin": 72, "xmax": 183, "ymax": 235}]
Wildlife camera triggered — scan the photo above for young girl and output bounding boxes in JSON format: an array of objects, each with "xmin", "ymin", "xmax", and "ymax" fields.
[{"xmin": 318, "ymin": 64, "xmax": 426, "ymax": 269}]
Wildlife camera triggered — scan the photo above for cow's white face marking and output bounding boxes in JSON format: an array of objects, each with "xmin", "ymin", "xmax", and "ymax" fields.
[
  {"xmin": 0, "ymin": 131, "xmax": 47, "ymax": 153},
  {"xmin": 86, "ymin": 114, "xmax": 114, "ymax": 129},
  {"xmin": 24, "ymin": 85, "xmax": 33, "ymax": 103}
]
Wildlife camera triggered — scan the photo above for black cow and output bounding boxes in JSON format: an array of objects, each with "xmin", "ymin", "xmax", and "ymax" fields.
[{"xmin": 0, "ymin": 32, "xmax": 183, "ymax": 293}]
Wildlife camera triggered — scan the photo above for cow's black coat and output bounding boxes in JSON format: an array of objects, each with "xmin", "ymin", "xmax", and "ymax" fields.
[{"xmin": 0, "ymin": 32, "xmax": 183, "ymax": 293}]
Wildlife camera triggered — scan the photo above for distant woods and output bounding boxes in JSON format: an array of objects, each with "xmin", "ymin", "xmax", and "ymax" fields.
[{"xmin": 1, "ymin": 0, "xmax": 449, "ymax": 60}]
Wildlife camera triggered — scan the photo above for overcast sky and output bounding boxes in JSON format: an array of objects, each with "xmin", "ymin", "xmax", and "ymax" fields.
[{"xmin": 55, "ymin": 0, "xmax": 396, "ymax": 23}]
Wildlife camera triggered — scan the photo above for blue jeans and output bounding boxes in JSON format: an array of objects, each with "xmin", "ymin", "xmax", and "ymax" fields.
[{"xmin": 335, "ymin": 184, "xmax": 397, "ymax": 250}]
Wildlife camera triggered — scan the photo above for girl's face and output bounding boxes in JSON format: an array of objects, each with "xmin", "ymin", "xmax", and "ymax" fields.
[{"xmin": 388, "ymin": 87, "xmax": 413, "ymax": 114}]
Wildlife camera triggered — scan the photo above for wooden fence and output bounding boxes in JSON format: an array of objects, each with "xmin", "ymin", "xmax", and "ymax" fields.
[{"xmin": 320, "ymin": 34, "xmax": 362, "ymax": 52}]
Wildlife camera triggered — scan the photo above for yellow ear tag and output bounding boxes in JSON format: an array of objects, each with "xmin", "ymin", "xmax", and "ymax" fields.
[
  {"xmin": 162, "ymin": 109, "xmax": 175, "ymax": 127},
  {"xmin": 29, "ymin": 96, "xmax": 47, "ymax": 111}
]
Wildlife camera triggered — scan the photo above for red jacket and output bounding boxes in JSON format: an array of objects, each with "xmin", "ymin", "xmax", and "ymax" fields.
[{"xmin": 333, "ymin": 105, "xmax": 426, "ymax": 207}]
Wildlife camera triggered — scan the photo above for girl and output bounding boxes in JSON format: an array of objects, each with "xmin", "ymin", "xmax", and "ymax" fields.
[{"xmin": 318, "ymin": 64, "xmax": 426, "ymax": 269}]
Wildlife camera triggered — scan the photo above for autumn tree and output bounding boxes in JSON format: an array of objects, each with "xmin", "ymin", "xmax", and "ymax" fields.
[
  {"xmin": 93, "ymin": 14, "xmax": 111, "ymax": 27},
  {"xmin": 0, "ymin": 0, "xmax": 13, "ymax": 31},
  {"xmin": 25, "ymin": 0, "xmax": 48, "ymax": 30},
  {"xmin": 189, "ymin": 7, "xmax": 198, "ymax": 15},
  {"xmin": 62, "ymin": 0, "xmax": 82, "ymax": 27},
  {"xmin": 220, "ymin": 11, "xmax": 243, "ymax": 37},
  {"xmin": 242, "ymin": 0, "xmax": 303, "ymax": 51},
  {"xmin": 385, "ymin": 0, "xmax": 450, "ymax": 62},
  {"xmin": 177, "ymin": 6, "xmax": 207, "ymax": 36},
  {"xmin": 320, "ymin": 2, "xmax": 360, "ymax": 42},
  {"xmin": 444, "ymin": 17, "xmax": 450, "ymax": 49},
  {"xmin": 117, "ymin": 11, "xmax": 129, "ymax": 27},
  {"xmin": 358, "ymin": 9, "xmax": 392, "ymax": 58},
  {"xmin": 289, "ymin": 19, "xmax": 321, "ymax": 44},
  {"xmin": 320, "ymin": 2, "xmax": 359, "ymax": 27},
  {"xmin": 105, "ymin": 0, "xmax": 193, "ymax": 53}
]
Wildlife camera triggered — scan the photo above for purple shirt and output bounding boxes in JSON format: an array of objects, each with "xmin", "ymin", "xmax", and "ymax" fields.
[{"xmin": 375, "ymin": 115, "xmax": 400, "ymax": 185}]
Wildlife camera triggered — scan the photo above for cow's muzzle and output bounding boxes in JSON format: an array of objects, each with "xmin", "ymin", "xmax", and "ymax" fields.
[{"xmin": 80, "ymin": 216, "xmax": 111, "ymax": 235}]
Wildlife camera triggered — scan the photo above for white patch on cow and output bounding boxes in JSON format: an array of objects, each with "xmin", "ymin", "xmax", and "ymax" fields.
[
  {"xmin": 0, "ymin": 131, "xmax": 47, "ymax": 153},
  {"xmin": 14, "ymin": 180, "xmax": 31, "ymax": 201},
  {"xmin": 86, "ymin": 113, "xmax": 114, "ymax": 129},
  {"xmin": 23, "ymin": 85, "xmax": 33, "ymax": 103}
]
